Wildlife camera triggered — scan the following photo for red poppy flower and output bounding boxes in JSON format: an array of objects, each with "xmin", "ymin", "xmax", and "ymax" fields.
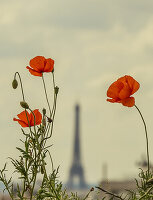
[
  {"xmin": 107, "ymin": 75, "xmax": 140, "ymax": 107},
  {"xmin": 26, "ymin": 56, "xmax": 54, "ymax": 77},
  {"xmin": 13, "ymin": 109, "xmax": 42, "ymax": 127}
]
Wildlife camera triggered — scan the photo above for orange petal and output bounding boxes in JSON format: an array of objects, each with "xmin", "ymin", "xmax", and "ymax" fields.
[
  {"xmin": 117, "ymin": 76, "xmax": 126, "ymax": 83},
  {"xmin": 29, "ymin": 56, "xmax": 45, "ymax": 71},
  {"xmin": 118, "ymin": 75, "xmax": 140, "ymax": 95},
  {"xmin": 107, "ymin": 81, "xmax": 124, "ymax": 99},
  {"xmin": 121, "ymin": 97, "xmax": 135, "ymax": 107},
  {"xmin": 13, "ymin": 118, "xmax": 29, "ymax": 127},
  {"xmin": 17, "ymin": 110, "xmax": 30, "ymax": 121},
  {"xmin": 30, "ymin": 109, "xmax": 42, "ymax": 126},
  {"xmin": 126, "ymin": 76, "xmax": 140, "ymax": 95},
  {"xmin": 107, "ymin": 98, "xmax": 118, "ymax": 103},
  {"xmin": 26, "ymin": 66, "xmax": 42, "ymax": 77},
  {"xmin": 44, "ymin": 58, "xmax": 54, "ymax": 72},
  {"xmin": 118, "ymin": 82, "xmax": 131, "ymax": 99}
]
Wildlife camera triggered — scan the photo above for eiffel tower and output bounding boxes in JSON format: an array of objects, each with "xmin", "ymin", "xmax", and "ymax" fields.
[{"xmin": 67, "ymin": 104, "xmax": 87, "ymax": 189}]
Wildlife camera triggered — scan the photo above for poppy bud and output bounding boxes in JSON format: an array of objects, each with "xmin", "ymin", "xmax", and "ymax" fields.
[
  {"xmin": 47, "ymin": 117, "xmax": 52, "ymax": 123},
  {"xmin": 55, "ymin": 86, "xmax": 59, "ymax": 95},
  {"xmin": 42, "ymin": 108, "xmax": 46, "ymax": 115},
  {"xmin": 12, "ymin": 79, "xmax": 18, "ymax": 89},
  {"xmin": 20, "ymin": 101, "xmax": 29, "ymax": 109},
  {"xmin": 42, "ymin": 118, "xmax": 46, "ymax": 127}
]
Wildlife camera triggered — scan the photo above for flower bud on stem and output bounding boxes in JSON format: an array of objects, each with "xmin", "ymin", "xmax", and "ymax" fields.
[
  {"xmin": 54, "ymin": 86, "xmax": 59, "ymax": 95},
  {"xmin": 12, "ymin": 79, "xmax": 18, "ymax": 89},
  {"xmin": 20, "ymin": 101, "xmax": 29, "ymax": 109}
]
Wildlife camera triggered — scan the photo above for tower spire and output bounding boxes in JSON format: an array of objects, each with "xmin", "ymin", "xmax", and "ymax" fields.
[
  {"xmin": 73, "ymin": 104, "xmax": 81, "ymax": 165},
  {"xmin": 67, "ymin": 104, "xmax": 87, "ymax": 189}
]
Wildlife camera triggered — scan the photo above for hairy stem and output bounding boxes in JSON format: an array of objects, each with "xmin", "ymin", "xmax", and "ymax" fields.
[
  {"xmin": 96, "ymin": 186, "xmax": 124, "ymax": 200},
  {"xmin": 135, "ymin": 105, "xmax": 150, "ymax": 174},
  {"xmin": 42, "ymin": 74, "xmax": 52, "ymax": 117},
  {"xmin": 14, "ymin": 72, "xmax": 25, "ymax": 101}
]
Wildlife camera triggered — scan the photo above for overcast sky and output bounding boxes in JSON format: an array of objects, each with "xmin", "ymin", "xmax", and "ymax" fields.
[{"xmin": 1, "ymin": 0, "xmax": 153, "ymax": 185}]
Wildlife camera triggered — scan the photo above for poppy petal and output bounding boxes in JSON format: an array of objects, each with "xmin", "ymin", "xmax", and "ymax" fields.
[
  {"xmin": 107, "ymin": 98, "xmax": 118, "ymax": 103},
  {"xmin": 17, "ymin": 110, "xmax": 30, "ymax": 121},
  {"xmin": 118, "ymin": 82, "xmax": 131, "ymax": 99},
  {"xmin": 121, "ymin": 97, "xmax": 135, "ymax": 107},
  {"xmin": 13, "ymin": 118, "xmax": 29, "ymax": 127},
  {"xmin": 29, "ymin": 56, "xmax": 45, "ymax": 71},
  {"xmin": 26, "ymin": 66, "xmax": 42, "ymax": 77},
  {"xmin": 117, "ymin": 76, "xmax": 126, "ymax": 83},
  {"xmin": 118, "ymin": 75, "xmax": 140, "ymax": 95},
  {"xmin": 126, "ymin": 76, "xmax": 140, "ymax": 95},
  {"xmin": 107, "ymin": 81, "xmax": 124, "ymax": 99},
  {"xmin": 30, "ymin": 109, "xmax": 42, "ymax": 126},
  {"xmin": 44, "ymin": 58, "xmax": 54, "ymax": 72}
]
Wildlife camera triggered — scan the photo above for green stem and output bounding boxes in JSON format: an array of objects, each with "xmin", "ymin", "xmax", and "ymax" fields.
[
  {"xmin": 42, "ymin": 74, "xmax": 52, "ymax": 117},
  {"xmin": 46, "ymin": 149, "xmax": 54, "ymax": 172},
  {"xmin": 21, "ymin": 136, "xmax": 28, "ymax": 198},
  {"xmin": 4, "ymin": 184, "xmax": 14, "ymax": 200},
  {"xmin": 25, "ymin": 109, "xmax": 32, "ymax": 133},
  {"xmin": 28, "ymin": 108, "xmax": 37, "ymax": 135},
  {"xmin": 96, "ymin": 186, "xmax": 124, "ymax": 200},
  {"xmin": 30, "ymin": 169, "xmax": 37, "ymax": 200},
  {"xmin": 50, "ymin": 94, "xmax": 57, "ymax": 138},
  {"xmin": 14, "ymin": 72, "xmax": 33, "ymax": 197},
  {"xmin": 43, "ymin": 166, "xmax": 60, "ymax": 200},
  {"xmin": 42, "ymin": 94, "xmax": 57, "ymax": 148},
  {"xmin": 83, "ymin": 188, "xmax": 94, "ymax": 200},
  {"xmin": 14, "ymin": 72, "xmax": 25, "ymax": 101},
  {"xmin": 51, "ymin": 72, "xmax": 56, "ymax": 118},
  {"xmin": 30, "ymin": 136, "xmax": 40, "ymax": 199},
  {"xmin": 42, "ymin": 72, "xmax": 57, "ymax": 147},
  {"xmin": 139, "ymin": 186, "xmax": 153, "ymax": 200},
  {"xmin": 135, "ymin": 105, "xmax": 150, "ymax": 174},
  {"xmin": 14, "ymin": 72, "xmax": 32, "ymax": 132},
  {"xmin": 27, "ymin": 109, "xmax": 38, "ymax": 200}
]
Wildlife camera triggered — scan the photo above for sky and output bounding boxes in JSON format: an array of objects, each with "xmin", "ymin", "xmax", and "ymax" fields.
[{"xmin": 1, "ymin": 0, "xmax": 153, "ymax": 185}]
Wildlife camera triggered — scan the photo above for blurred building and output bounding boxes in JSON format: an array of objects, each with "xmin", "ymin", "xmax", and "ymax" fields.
[
  {"xmin": 96, "ymin": 158, "xmax": 151, "ymax": 199},
  {"xmin": 66, "ymin": 104, "xmax": 88, "ymax": 189}
]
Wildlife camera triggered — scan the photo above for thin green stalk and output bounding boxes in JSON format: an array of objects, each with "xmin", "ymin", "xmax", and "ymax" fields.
[
  {"xmin": 25, "ymin": 109, "xmax": 32, "ymax": 133},
  {"xmin": 46, "ymin": 149, "xmax": 54, "ymax": 172},
  {"xmin": 42, "ymin": 94, "xmax": 57, "ymax": 148},
  {"xmin": 4, "ymin": 183, "xmax": 14, "ymax": 200},
  {"xmin": 14, "ymin": 72, "xmax": 32, "ymax": 132},
  {"xmin": 51, "ymin": 72, "xmax": 56, "ymax": 118},
  {"xmin": 29, "ymin": 108, "xmax": 36, "ymax": 135},
  {"xmin": 27, "ymin": 109, "xmax": 38, "ymax": 200},
  {"xmin": 42, "ymin": 74, "xmax": 52, "ymax": 117},
  {"xmin": 83, "ymin": 188, "xmax": 94, "ymax": 200},
  {"xmin": 14, "ymin": 72, "xmax": 33, "ymax": 197},
  {"xmin": 50, "ymin": 94, "xmax": 57, "ymax": 138},
  {"xmin": 42, "ymin": 72, "xmax": 57, "ymax": 147},
  {"xmin": 43, "ymin": 166, "xmax": 60, "ymax": 200},
  {"xmin": 135, "ymin": 105, "xmax": 150, "ymax": 174},
  {"xmin": 30, "ymin": 168, "xmax": 37, "ymax": 200},
  {"xmin": 139, "ymin": 186, "xmax": 153, "ymax": 200},
  {"xmin": 14, "ymin": 72, "xmax": 25, "ymax": 101},
  {"xmin": 30, "ymin": 137, "xmax": 39, "ymax": 200},
  {"xmin": 96, "ymin": 186, "xmax": 124, "ymax": 200},
  {"xmin": 21, "ymin": 136, "xmax": 28, "ymax": 198}
]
